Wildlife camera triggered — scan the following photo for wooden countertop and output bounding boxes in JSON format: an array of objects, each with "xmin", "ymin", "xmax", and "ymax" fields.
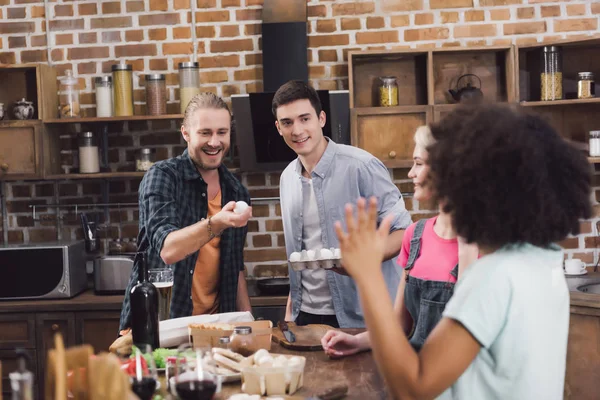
[
  {"xmin": 0, "ymin": 290, "xmax": 287, "ymax": 314},
  {"xmin": 567, "ymin": 271, "xmax": 600, "ymax": 310}
]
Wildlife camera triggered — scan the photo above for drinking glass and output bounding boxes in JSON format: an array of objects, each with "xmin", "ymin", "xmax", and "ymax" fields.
[
  {"xmin": 174, "ymin": 343, "xmax": 220, "ymax": 400},
  {"xmin": 148, "ymin": 268, "xmax": 174, "ymax": 321},
  {"xmin": 130, "ymin": 344, "xmax": 159, "ymax": 400}
]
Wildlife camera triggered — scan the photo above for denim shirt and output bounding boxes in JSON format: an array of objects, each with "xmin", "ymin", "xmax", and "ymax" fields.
[{"xmin": 279, "ymin": 139, "xmax": 412, "ymax": 328}]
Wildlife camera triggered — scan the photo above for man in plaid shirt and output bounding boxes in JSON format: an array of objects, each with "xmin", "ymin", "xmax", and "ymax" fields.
[{"xmin": 119, "ymin": 92, "xmax": 253, "ymax": 331}]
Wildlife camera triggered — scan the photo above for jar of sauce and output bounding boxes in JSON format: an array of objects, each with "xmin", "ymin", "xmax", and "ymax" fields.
[{"xmin": 229, "ymin": 326, "xmax": 256, "ymax": 356}]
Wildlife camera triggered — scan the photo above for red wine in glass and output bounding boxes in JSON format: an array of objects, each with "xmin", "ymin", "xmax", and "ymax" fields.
[
  {"xmin": 176, "ymin": 379, "xmax": 217, "ymax": 400},
  {"xmin": 130, "ymin": 376, "xmax": 157, "ymax": 400}
]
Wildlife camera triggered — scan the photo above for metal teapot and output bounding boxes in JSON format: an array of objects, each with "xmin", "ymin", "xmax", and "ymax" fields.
[
  {"xmin": 448, "ymin": 74, "xmax": 483, "ymax": 104},
  {"xmin": 13, "ymin": 98, "xmax": 35, "ymax": 120}
]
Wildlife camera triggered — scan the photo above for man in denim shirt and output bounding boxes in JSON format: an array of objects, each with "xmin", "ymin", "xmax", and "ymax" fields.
[{"xmin": 273, "ymin": 81, "xmax": 412, "ymax": 328}]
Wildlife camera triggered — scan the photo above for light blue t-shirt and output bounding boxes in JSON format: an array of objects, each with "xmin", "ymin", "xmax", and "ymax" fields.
[{"xmin": 441, "ymin": 243, "xmax": 569, "ymax": 400}]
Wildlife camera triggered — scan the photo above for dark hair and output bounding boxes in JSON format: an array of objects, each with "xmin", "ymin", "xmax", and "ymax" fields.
[
  {"xmin": 427, "ymin": 104, "xmax": 592, "ymax": 248},
  {"xmin": 271, "ymin": 80, "xmax": 322, "ymax": 118}
]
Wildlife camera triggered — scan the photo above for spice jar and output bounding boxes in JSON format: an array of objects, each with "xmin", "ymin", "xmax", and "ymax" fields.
[
  {"xmin": 229, "ymin": 326, "xmax": 256, "ymax": 357},
  {"xmin": 590, "ymin": 131, "xmax": 600, "ymax": 157},
  {"xmin": 78, "ymin": 131, "xmax": 100, "ymax": 174},
  {"xmin": 540, "ymin": 46, "xmax": 562, "ymax": 101},
  {"xmin": 145, "ymin": 74, "xmax": 167, "ymax": 115},
  {"xmin": 95, "ymin": 76, "xmax": 113, "ymax": 118},
  {"xmin": 59, "ymin": 70, "xmax": 81, "ymax": 118},
  {"xmin": 578, "ymin": 72, "xmax": 595, "ymax": 99},
  {"xmin": 112, "ymin": 63, "xmax": 134, "ymax": 116},
  {"xmin": 378, "ymin": 76, "xmax": 399, "ymax": 107},
  {"xmin": 218, "ymin": 336, "xmax": 231, "ymax": 350},
  {"xmin": 136, "ymin": 148, "xmax": 155, "ymax": 172},
  {"xmin": 179, "ymin": 62, "xmax": 200, "ymax": 114}
]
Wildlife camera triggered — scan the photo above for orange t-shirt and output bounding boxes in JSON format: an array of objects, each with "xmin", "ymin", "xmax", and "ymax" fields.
[{"xmin": 192, "ymin": 190, "xmax": 222, "ymax": 315}]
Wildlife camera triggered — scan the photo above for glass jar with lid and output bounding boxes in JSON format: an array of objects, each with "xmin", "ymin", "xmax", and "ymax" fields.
[
  {"xmin": 540, "ymin": 46, "xmax": 562, "ymax": 101},
  {"xmin": 78, "ymin": 131, "xmax": 100, "ymax": 174},
  {"xmin": 179, "ymin": 62, "xmax": 200, "ymax": 114},
  {"xmin": 590, "ymin": 130, "xmax": 600, "ymax": 157},
  {"xmin": 59, "ymin": 70, "xmax": 81, "ymax": 118},
  {"xmin": 136, "ymin": 148, "xmax": 155, "ymax": 172},
  {"xmin": 218, "ymin": 336, "xmax": 231, "ymax": 350},
  {"xmin": 95, "ymin": 76, "xmax": 113, "ymax": 118},
  {"xmin": 145, "ymin": 74, "xmax": 167, "ymax": 115},
  {"xmin": 112, "ymin": 63, "xmax": 134, "ymax": 116},
  {"xmin": 578, "ymin": 72, "xmax": 595, "ymax": 99},
  {"xmin": 229, "ymin": 326, "xmax": 256, "ymax": 356},
  {"xmin": 378, "ymin": 76, "xmax": 399, "ymax": 107}
]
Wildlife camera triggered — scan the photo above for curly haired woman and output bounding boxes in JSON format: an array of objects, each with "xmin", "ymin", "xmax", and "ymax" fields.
[
  {"xmin": 334, "ymin": 104, "xmax": 592, "ymax": 400},
  {"xmin": 321, "ymin": 126, "xmax": 479, "ymax": 357}
]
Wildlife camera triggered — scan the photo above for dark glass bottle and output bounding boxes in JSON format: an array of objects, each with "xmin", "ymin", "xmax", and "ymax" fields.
[{"xmin": 130, "ymin": 251, "xmax": 160, "ymax": 350}]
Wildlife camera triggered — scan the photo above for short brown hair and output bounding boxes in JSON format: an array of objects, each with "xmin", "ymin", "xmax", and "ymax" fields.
[
  {"xmin": 182, "ymin": 92, "xmax": 233, "ymax": 131},
  {"xmin": 271, "ymin": 80, "xmax": 322, "ymax": 118}
]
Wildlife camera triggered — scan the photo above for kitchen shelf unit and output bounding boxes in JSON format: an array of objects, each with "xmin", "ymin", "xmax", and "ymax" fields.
[{"xmin": 348, "ymin": 46, "xmax": 516, "ymax": 168}]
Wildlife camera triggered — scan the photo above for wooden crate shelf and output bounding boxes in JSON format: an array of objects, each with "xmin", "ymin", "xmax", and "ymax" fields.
[
  {"xmin": 44, "ymin": 114, "xmax": 184, "ymax": 124},
  {"xmin": 0, "ymin": 63, "xmax": 57, "ymax": 121},
  {"xmin": 520, "ymin": 98, "xmax": 600, "ymax": 107}
]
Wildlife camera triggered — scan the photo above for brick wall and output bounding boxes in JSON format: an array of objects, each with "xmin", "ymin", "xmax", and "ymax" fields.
[{"xmin": 1, "ymin": 0, "xmax": 599, "ymax": 276}]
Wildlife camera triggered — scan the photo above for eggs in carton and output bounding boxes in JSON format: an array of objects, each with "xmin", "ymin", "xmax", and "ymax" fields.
[{"xmin": 289, "ymin": 247, "xmax": 342, "ymax": 271}]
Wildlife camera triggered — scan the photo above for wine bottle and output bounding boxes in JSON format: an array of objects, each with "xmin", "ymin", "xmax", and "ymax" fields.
[{"xmin": 130, "ymin": 251, "xmax": 160, "ymax": 350}]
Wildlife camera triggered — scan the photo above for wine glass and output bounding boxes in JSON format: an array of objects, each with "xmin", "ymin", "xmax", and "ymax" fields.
[
  {"xmin": 129, "ymin": 344, "xmax": 158, "ymax": 400},
  {"xmin": 174, "ymin": 343, "xmax": 220, "ymax": 400}
]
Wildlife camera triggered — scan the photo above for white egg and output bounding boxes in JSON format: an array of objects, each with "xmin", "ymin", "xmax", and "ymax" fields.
[
  {"xmin": 253, "ymin": 349, "xmax": 270, "ymax": 363},
  {"xmin": 234, "ymin": 200, "xmax": 249, "ymax": 214},
  {"xmin": 289, "ymin": 252, "xmax": 301, "ymax": 262},
  {"xmin": 288, "ymin": 356, "xmax": 303, "ymax": 366},
  {"xmin": 333, "ymin": 248, "xmax": 341, "ymax": 258},
  {"xmin": 306, "ymin": 250, "xmax": 316, "ymax": 261},
  {"xmin": 319, "ymin": 248, "xmax": 333, "ymax": 259},
  {"xmin": 300, "ymin": 250, "xmax": 309, "ymax": 261},
  {"xmin": 257, "ymin": 355, "xmax": 274, "ymax": 366}
]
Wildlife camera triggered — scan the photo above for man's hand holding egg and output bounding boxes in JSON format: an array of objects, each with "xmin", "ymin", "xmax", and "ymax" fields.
[{"xmin": 211, "ymin": 200, "xmax": 252, "ymax": 232}]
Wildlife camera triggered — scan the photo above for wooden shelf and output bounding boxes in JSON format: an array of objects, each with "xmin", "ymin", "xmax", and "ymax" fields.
[
  {"xmin": 43, "ymin": 114, "xmax": 184, "ymax": 124},
  {"xmin": 520, "ymin": 98, "xmax": 600, "ymax": 107},
  {"xmin": 0, "ymin": 119, "xmax": 42, "ymax": 127},
  {"xmin": 44, "ymin": 171, "xmax": 146, "ymax": 180},
  {"xmin": 588, "ymin": 157, "xmax": 600, "ymax": 164}
]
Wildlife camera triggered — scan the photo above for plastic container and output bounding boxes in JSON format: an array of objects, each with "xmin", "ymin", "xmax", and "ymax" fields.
[
  {"xmin": 59, "ymin": 70, "xmax": 80, "ymax": 118},
  {"xmin": 95, "ymin": 76, "xmax": 113, "ymax": 117},
  {"xmin": 590, "ymin": 130, "xmax": 600, "ymax": 157},
  {"xmin": 540, "ymin": 46, "xmax": 562, "ymax": 101},
  {"xmin": 145, "ymin": 74, "xmax": 167, "ymax": 115},
  {"xmin": 179, "ymin": 62, "xmax": 200, "ymax": 114},
  {"xmin": 78, "ymin": 131, "xmax": 100, "ymax": 174},
  {"xmin": 112, "ymin": 63, "xmax": 134, "ymax": 116},
  {"xmin": 578, "ymin": 72, "xmax": 595, "ymax": 99},
  {"xmin": 378, "ymin": 76, "xmax": 399, "ymax": 107}
]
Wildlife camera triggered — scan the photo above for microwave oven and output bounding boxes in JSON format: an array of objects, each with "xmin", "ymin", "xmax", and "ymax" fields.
[{"xmin": 0, "ymin": 241, "xmax": 88, "ymax": 300}]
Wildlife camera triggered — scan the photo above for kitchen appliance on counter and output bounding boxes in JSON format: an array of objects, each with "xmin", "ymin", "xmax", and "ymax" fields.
[
  {"xmin": 0, "ymin": 241, "xmax": 87, "ymax": 300},
  {"xmin": 94, "ymin": 255, "xmax": 133, "ymax": 295}
]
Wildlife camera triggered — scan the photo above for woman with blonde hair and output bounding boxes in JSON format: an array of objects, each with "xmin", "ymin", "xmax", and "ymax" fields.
[{"xmin": 321, "ymin": 125, "xmax": 478, "ymax": 356}]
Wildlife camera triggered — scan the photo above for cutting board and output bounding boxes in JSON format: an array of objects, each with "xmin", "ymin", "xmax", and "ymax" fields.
[{"xmin": 272, "ymin": 322, "xmax": 334, "ymax": 351}]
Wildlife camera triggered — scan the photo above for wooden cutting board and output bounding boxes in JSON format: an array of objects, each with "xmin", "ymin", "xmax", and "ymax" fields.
[{"xmin": 271, "ymin": 322, "xmax": 334, "ymax": 351}]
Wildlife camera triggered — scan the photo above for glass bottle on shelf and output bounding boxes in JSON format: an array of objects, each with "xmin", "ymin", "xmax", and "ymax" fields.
[
  {"xmin": 145, "ymin": 74, "xmax": 167, "ymax": 116},
  {"xmin": 95, "ymin": 76, "xmax": 113, "ymax": 118},
  {"xmin": 577, "ymin": 72, "xmax": 595, "ymax": 99},
  {"xmin": 78, "ymin": 131, "xmax": 100, "ymax": 174},
  {"xmin": 59, "ymin": 70, "xmax": 80, "ymax": 118},
  {"xmin": 378, "ymin": 76, "xmax": 399, "ymax": 107},
  {"xmin": 540, "ymin": 46, "xmax": 562, "ymax": 101},
  {"xmin": 112, "ymin": 63, "xmax": 134, "ymax": 116},
  {"xmin": 178, "ymin": 62, "xmax": 200, "ymax": 114}
]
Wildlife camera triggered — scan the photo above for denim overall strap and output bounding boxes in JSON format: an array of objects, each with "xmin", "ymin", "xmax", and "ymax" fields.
[{"xmin": 405, "ymin": 219, "xmax": 428, "ymax": 280}]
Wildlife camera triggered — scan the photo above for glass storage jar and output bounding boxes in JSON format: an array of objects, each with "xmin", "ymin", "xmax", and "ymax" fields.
[
  {"xmin": 179, "ymin": 62, "xmax": 200, "ymax": 114},
  {"xmin": 112, "ymin": 63, "xmax": 134, "ymax": 116},
  {"xmin": 59, "ymin": 70, "xmax": 80, "ymax": 118},
  {"xmin": 540, "ymin": 46, "xmax": 562, "ymax": 101},
  {"xmin": 578, "ymin": 72, "xmax": 595, "ymax": 99},
  {"xmin": 95, "ymin": 76, "xmax": 113, "ymax": 118},
  {"xmin": 218, "ymin": 336, "xmax": 231, "ymax": 350},
  {"xmin": 78, "ymin": 131, "xmax": 100, "ymax": 174},
  {"xmin": 378, "ymin": 76, "xmax": 399, "ymax": 107},
  {"xmin": 590, "ymin": 130, "xmax": 600, "ymax": 157},
  {"xmin": 136, "ymin": 148, "xmax": 155, "ymax": 172},
  {"xmin": 229, "ymin": 326, "xmax": 256, "ymax": 357},
  {"xmin": 145, "ymin": 74, "xmax": 167, "ymax": 115}
]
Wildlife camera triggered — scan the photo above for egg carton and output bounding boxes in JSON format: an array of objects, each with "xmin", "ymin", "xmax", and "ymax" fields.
[{"xmin": 289, "ymin": 248, "xmax": 341, "ymax": 271}]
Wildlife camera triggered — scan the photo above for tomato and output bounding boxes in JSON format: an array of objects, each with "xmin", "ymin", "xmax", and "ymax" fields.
[{"xmin": 121, "ymin": 357, "xmax": 149, "ymax": 377}]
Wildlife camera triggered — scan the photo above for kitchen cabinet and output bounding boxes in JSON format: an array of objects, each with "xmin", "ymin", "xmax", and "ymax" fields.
[
  {"xmin": 75, "ymin": 311, "xmax": 121, "ymax": 354},
  {"xmin": 252, "ymin": 305, "xmax": 286, "ymax": 325}
]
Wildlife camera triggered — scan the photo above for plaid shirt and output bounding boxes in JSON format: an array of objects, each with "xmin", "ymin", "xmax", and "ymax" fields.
[{"xmin": 119, "ymin": 149, "xmax": 250, "ymax": 331}]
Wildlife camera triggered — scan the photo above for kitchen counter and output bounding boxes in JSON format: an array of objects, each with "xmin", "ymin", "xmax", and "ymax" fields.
[
  {"xmin": 566, "ymin": 271, "xmax": 600, "ymax": 309},
  {"xmin": 0, "ymin": 289, "xmax": 287, "ymax": 314}
]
